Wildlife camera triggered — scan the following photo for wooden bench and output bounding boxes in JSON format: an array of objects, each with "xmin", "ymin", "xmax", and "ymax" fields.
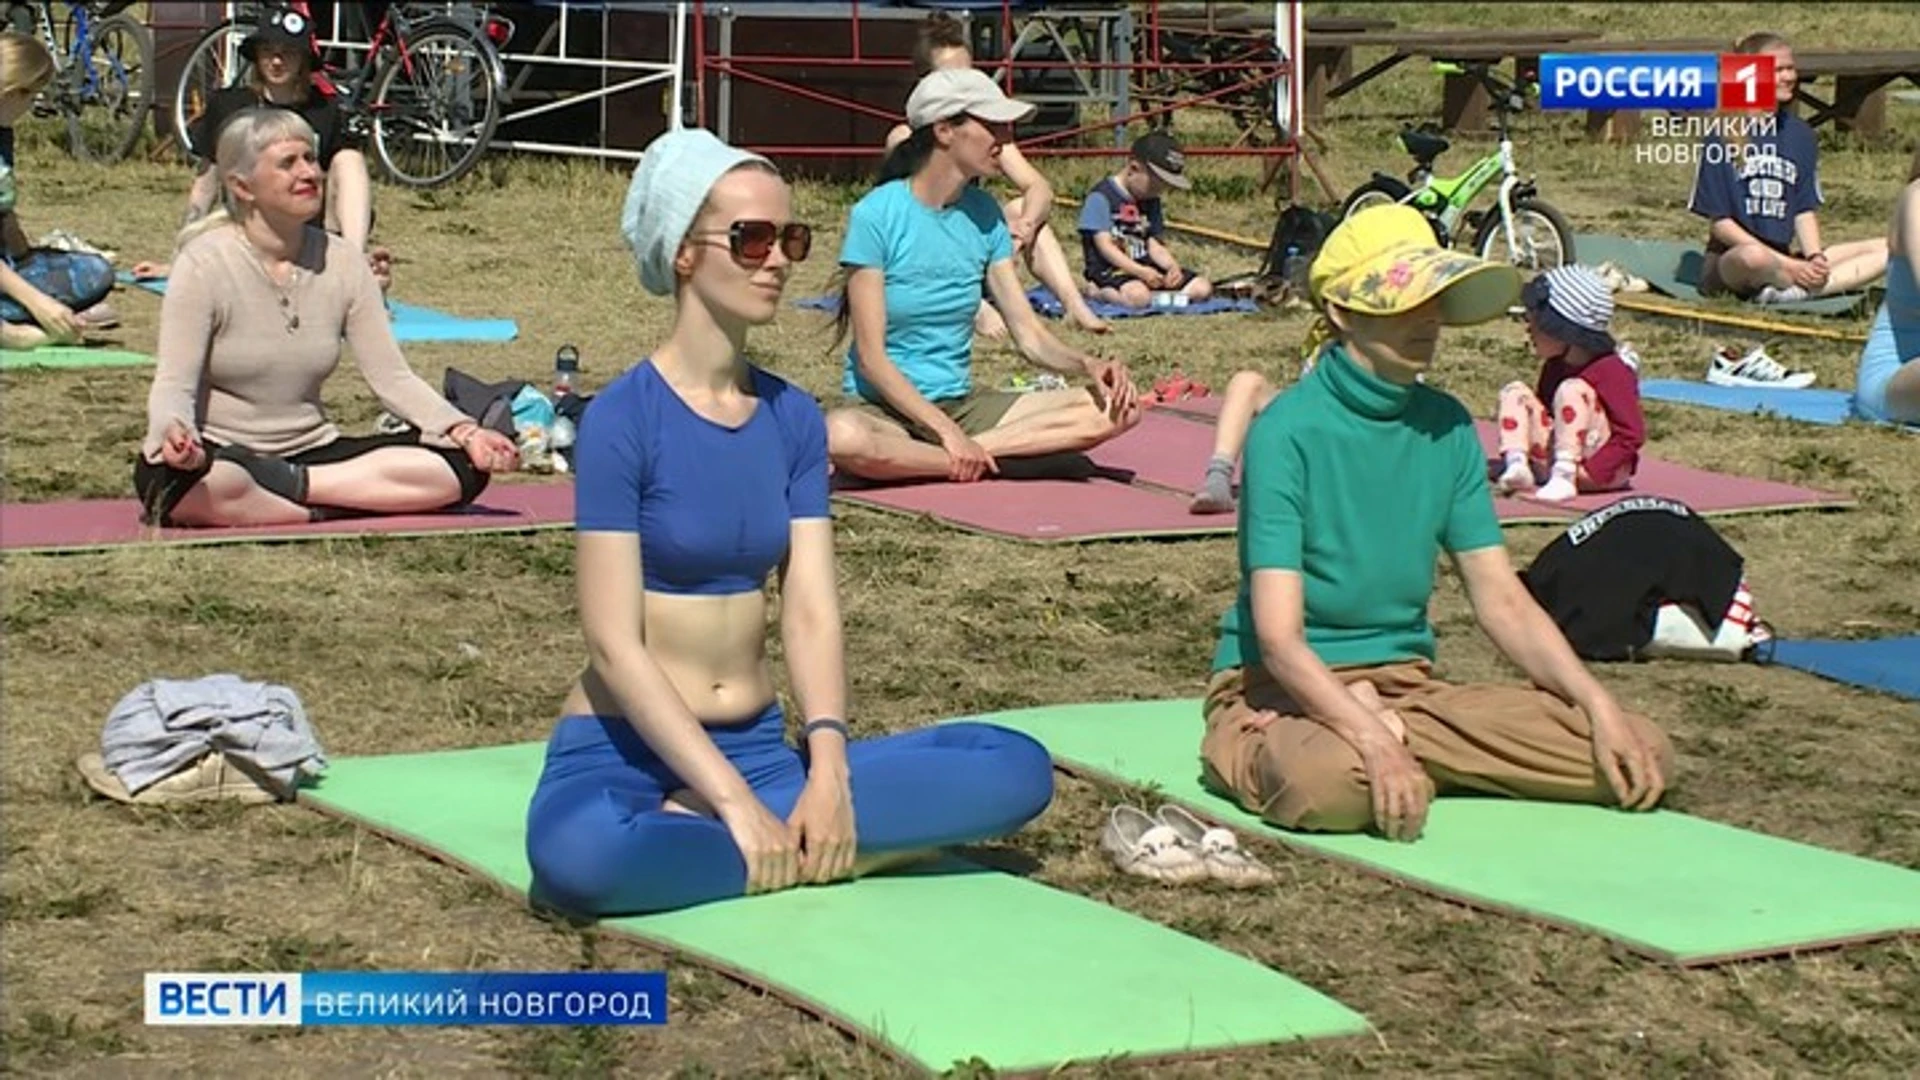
[
  {"xmin": 1792, "ymin": 49, "xmax": 1920, "ymax": 139},
  {"xmin": 1302, "ymin": 28, "xmax": 1601, "ymax": 123},
  {"xmin": 1425, "ymin": 39, "xmax": 1725, "ymax": 139}
]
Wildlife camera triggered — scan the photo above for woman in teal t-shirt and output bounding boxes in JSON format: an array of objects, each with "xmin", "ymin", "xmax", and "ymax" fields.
[
  {"xmin": 823, "ymin": 68, "xmax": 1140, "ymax": 485},
  {"xmin": 1201, "ymin": 204, "xmax": 1674, "ymax": 844}
]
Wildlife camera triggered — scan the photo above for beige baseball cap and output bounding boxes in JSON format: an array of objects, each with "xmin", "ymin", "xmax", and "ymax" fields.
[{"xmin": 905, "ymin": 68, "xmax": 1037, "ymax": 129}]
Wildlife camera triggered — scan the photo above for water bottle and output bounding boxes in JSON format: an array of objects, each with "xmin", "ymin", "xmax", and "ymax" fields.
[
  {"xmin": 553, "ymin": 344, "xmax": 579, "ymax": 398},
  {"xmin": 1281, "ymin": 243, "xmax": 1308, "ymax": 293},
  {"xmin": 550, "ymin": 345, "xmax": 580, "ymax": 454}
]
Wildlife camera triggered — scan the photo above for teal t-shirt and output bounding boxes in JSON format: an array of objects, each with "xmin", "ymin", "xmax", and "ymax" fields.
[
  {"xmin": 1212, "ymin": 344, "xmax": 1506, "ymax": 672},
  {"xmin": 837, "ymin": 178, "xmax": 1013, "ymax": 403}
]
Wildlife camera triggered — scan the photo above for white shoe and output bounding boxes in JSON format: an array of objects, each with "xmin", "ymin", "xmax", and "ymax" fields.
[
  {"xmin": 1596, "ymin": 261, "xmax": 1649, "ymax": 294},
  {"xmin": 1706, "ymin": 345, "xmax": 1816, "ymax": 389},
  {"xmin": 1752, "ymin": 284, "xmax": 1810, "ymax": 305}
]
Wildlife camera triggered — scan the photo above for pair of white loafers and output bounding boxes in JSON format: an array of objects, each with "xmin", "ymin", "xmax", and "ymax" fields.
[{"xmin": 1100, "ymin": 804, "xmax": 1277, "ymax": 888}]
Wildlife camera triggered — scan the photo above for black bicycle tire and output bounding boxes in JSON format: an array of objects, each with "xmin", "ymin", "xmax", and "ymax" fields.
[
  {"xmin": 170, "ymin": 17, "xmax": 253, "ymax": 160},
  {"xmin": 66, "ymin": 12, "xmax": 154, "ymax": 164},
  {"xmin": 368, "ymin": 23, "xmax": 504, "ymax": 189},
  {"xmin": 1474, "ymin": 197, "xmax": 1577, "ymax": 270}
]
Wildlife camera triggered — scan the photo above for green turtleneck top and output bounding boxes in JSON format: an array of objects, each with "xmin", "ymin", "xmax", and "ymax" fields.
[{"xmin": 1212, "ymin": 343, "xmax": 1506, "ymax": 672}]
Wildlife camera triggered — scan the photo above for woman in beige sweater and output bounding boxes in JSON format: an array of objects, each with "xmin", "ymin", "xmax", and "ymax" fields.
[{"xmin": 135, "ymin": 108, "xmax": 518, "ymax": 527}]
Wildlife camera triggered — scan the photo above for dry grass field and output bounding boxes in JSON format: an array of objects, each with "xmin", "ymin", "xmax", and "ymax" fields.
[{"xmin": 2, "ymin": 2, "xmax": 1917, "ymax": 1076}]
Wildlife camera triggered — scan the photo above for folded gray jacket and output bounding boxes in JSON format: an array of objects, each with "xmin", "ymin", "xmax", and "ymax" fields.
[{"xmin": 102, "ymin": 675, "xmax": 328, "ymax": 795}]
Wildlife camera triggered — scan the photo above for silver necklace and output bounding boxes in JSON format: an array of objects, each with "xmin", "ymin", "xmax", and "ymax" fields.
[{"xmin": 242, "ymin": 231, "xmax": 301, "ymax": 333}]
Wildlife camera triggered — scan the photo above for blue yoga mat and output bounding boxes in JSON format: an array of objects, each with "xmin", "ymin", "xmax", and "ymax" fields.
[
  {"xmin": 118, "ymin": 274, "xmax": 519, "ymax": 344},
  {"xmin": 793, "ymin": 288, "xmax": 1255, "ymax": 319},
  {"xmin": 1640, "ymin": 379, "xmax": 1917, "ymax": 431},
  {"xmin": 1765, "ymin": 636, "xmax": 1920, "ymax": 701}
]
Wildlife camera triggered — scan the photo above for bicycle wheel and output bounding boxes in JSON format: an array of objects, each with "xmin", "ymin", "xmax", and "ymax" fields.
[
  {"xmin": 171, "ymin": 19, "xmax": 254, "ymax": 161},
  {"xmin": 1341, "ymin": 178, "xmax": 1447, "ymax": 245},
  {"xmin": 368, "ymin": 24, "xmax": 503, "ymax": 189},
  {"xmin": 1474, "ymin": 198, "xmax": 1576, "ymax": 271},
  {"xmin": 65, "ymin": 12, "xmax": 154, "ymax": 163}
]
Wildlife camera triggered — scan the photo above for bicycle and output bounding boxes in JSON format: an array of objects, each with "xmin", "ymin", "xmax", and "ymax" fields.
[
  {"xmin": 170, "ymin": 1, "xmax": 510, "ymax": 189},
  {"xmin": 1340, "ymin": 60, "xmax": 1575, "ymax": 271},
  {"xmin": 5, "ymin": 0, "xmax": 153, "ymax": 163}
]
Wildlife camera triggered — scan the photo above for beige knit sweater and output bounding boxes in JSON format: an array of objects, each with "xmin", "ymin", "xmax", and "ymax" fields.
[{"xmin": 142, "ymin": 224, "xmax": 469, "ymax": 461}]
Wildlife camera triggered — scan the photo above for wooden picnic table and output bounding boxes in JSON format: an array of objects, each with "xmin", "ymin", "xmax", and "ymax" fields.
[
  {"xmin": 1301, "ymin": 28, "xmax": 1602, "ymax": 123},
  {"xmin": 1791, "ymin": 49, "xmax": 1920, "ymax": 139}
]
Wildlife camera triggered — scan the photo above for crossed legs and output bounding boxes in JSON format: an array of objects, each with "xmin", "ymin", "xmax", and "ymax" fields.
[{"xmin": 826, "ymin": 387, "xmax": 1138, "ymax": 482}]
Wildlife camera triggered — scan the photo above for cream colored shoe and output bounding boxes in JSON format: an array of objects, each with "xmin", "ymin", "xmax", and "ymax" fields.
[
  {"xmin": 1155, "ymin": 804, "xmax": 1277, "ymax": 888},
  {"xmin": 76, "ymin": 751, "xmax": 281, "ymax": 806},
  {"xmin": 1100, "ymin": 805, "xmax": 1208, "ymax": 884}
]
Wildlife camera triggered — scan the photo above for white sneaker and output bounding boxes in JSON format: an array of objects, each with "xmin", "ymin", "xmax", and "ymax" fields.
[
  {"xmin": 1752, "ymin": 284, "xmax": 1810, "ymax": 305},
  {"xmin": 1616, "ymin": 341, "xmax": 1642, "ymax": 373},
  {"xmin": 1706, "ymin": 345, "xmax": 1817, "ymax": 389}
]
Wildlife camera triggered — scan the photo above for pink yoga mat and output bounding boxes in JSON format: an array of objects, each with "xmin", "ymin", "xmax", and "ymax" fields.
[
  {"xmin": 1087, "ymin": 409, "xmax": 1222, "ymax": 492},
  {"xmin": 834, "ymin": 477, "xmax": 1230, "ymax": 542},
  {"xmin": 1469, "ymin": 421, "xmax": 1854, "ymax": 522},
  {"xmin": 0, "ymin": 483, "xmax": 574, "ymax": 555}
]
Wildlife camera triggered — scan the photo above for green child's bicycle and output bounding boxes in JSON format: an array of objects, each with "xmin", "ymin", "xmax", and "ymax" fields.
[{"xmin": 1341, "ymin": 60, "xmax": 1574, "ymax": 270}]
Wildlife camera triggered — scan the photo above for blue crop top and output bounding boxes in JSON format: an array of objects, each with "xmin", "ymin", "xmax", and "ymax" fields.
[{"xmin": 573, "ymin": 361, "xmax": 831, "ymax": 596}]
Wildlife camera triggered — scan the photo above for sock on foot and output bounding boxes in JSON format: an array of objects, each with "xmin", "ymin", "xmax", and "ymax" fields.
[
  {"xmin": 1535, "ymin": 460, "xmax": 1579, "ymax": 502},
  {"xmin": 1190, "ymin": 456, "xmax": 1237, "ymax": 513},
  {"xmin": 1496, "ymin": 453, "xmax": 1535, "ymax": 493}
]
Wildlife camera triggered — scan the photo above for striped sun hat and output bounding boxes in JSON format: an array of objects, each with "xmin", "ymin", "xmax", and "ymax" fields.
[{"xmin": 1523, "ymin": 265, "xmax": 1616, "ymax": 355}]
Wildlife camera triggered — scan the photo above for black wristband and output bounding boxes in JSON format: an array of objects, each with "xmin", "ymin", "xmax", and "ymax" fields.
[{"xmin": 801, "ymin": 718, "xmax": 850, "ymax": 741}]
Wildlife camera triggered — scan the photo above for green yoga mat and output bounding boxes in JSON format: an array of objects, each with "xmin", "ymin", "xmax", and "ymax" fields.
[
  {"xmin": 0, "ymin": 346, "xmax": 151, "ymax": 370},
  {"xmin": 298, "ymin": 742, "xmax": 1369, "ymax": 1072},
  {"xmin": 981, "ymin": 699, "xmax": 1920, "ymax": 967},
  {"xmin": 1573, "ymin": 232, "xmax": 1868, "ymax": 318}
]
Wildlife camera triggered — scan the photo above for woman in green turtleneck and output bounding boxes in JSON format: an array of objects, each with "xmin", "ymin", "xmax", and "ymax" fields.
[{"xmin": 1201, "ymin": 205, "xmax": 1673, "ymax": 844}]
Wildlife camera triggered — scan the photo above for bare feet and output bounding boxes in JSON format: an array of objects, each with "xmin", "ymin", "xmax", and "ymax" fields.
[{"xmin": 974, "ymin": 301, "xmax": 1009, "ymax": 341}]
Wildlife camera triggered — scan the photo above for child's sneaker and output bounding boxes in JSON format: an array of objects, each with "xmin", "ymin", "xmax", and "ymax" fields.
[
  {"xmin": 1616, "ymin": 340, "xmax": 1641, "ymax": 372},
  {"xmin": 1752, "ymin": 284, "xmax": 1810, "ymax": 305},
  {"xmin": 1706, "ymin": 345, "xmax": 1816, "ymax": 389}
]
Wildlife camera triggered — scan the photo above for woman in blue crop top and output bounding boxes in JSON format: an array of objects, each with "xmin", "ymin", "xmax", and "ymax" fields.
[
  {"xmin": 524, "ymin": 128, "xmax": 1055, "ymax": 916},
  {"xmin": 1854, "ymin": 145, "xmax": 1920, "ymax": 423}
]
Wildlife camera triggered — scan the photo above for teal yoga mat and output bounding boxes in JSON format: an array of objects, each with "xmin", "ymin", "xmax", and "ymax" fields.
[
  {"xmin": 981, "ymin": 699, "xmax": 1920, "ymax": 966},
  {"xmin": 119, "ymin": 274, "xmax": 518, "ymax": 343},
  {"xmin": 299, "ymin": 741, "xmax": 1370, "ymax": 1072},
  {"xmin": 1573, "ymin": 233, "xmax": 1869, "ymax": 318},
  {"xmin": 0, "ymin": 346, "xmax": 151, "ymax": 370}
]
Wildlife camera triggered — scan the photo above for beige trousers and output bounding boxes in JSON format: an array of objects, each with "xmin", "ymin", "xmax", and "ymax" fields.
[{"xmin": 1200, "ymin": 661, "xmax": 1675, "ymax": 833}]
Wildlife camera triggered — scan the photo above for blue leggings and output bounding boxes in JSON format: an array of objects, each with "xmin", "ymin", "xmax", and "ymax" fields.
[
  {"xmin": 1, "ymin": 248, "xmax": 114, "ymax": 323},
  {"xmin": 524, "ymin": 705, "xmax": 1056, "ymax": 916}
]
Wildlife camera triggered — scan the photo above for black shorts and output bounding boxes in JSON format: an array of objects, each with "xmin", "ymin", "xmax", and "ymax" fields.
[
  {"xmin": 132, "ymin": 428, "xmax": 488, "ymax": 525},
  {"xmin": 1086, "ymin": 256, "xmax": 1195, "ymax": 291}
]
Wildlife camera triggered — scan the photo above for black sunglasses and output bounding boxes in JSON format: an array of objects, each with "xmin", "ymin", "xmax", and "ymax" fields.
[{"xmin": 692, "ymin": 220, "xmax": 813, "ymax": 263}]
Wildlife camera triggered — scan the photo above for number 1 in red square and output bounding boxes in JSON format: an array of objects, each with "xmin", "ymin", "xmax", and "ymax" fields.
[{"xmin": 1718, "ymin": 53, "xmax": 1776, "ymax": 111}]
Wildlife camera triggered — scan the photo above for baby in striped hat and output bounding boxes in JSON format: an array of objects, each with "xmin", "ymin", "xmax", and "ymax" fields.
[{"xmin": 1495, "ymin": 265, "xmax": 1646, "ymax": 502}]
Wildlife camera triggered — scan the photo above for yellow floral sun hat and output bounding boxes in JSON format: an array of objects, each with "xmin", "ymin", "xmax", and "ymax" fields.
[{"xmin": 1300, "ymin": 204, "xmax": 1521, "ymax": 362}]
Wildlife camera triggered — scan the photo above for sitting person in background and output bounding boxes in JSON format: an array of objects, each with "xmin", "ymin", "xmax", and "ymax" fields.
[
  {"xmin": 135, "ymin": 108, "xmax": 517, "ymax": 528},
  {"xmin": 1078, "ymin": 132, "xmax": 1213, "ymax": 310},
  {"xmin": 1201, "ymin": 204, "xmax": 1672, "ymax": 843},
  {"xmin": 1855, "ymin": 144, "xmax": 1920, "ymax": 424},
  {"xmin": 131, "ymin": 6, "xmax": 390, "ymax": 291},
  {"xmin": 1688, "ymin": 31, "xmax": 1885, "ymax": 310},
  {"xmin": 524, "ymin": 127, "xmax": 1055, "ymax": 916},
  {"xmin": 1493, "ymin": 264, "xmax": 1644, "ymax": 502},
  {"xmin": 885, "ymin": 11, "xmax": 1108, "ymax": 335},
  {"xmin": 827, "ymin": 69, "xmax": 1140, "ymax": 484},
  {"xmin": 1188, "ymin": 369, "xmax": 1279, "ymax": 514},
  {"xmin": 0, "ymin": 32, "xmax": 116, "ymax": 349}
]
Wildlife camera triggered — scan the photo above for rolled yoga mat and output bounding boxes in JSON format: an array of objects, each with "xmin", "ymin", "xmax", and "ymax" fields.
[
  {"xmin": 297, "ymin": 740, "xmax": 1372, "ymax": 1073},
  {"xmin": 981, "ymin": 699, "xmax": 1920, "ymax": 967},
  {"xmin": 119, "ymin": 274, "xmax": 519, "ymax": 344}
]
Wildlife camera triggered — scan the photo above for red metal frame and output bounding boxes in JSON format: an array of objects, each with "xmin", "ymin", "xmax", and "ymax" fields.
[{"xmin": 690, "ymin": 0, "xmax": 1298, "ymax": 162}]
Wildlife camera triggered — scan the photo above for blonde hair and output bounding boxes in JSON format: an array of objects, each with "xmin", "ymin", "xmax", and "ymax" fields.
[
  {"xmin": 0, "ymin": 32, "xmax": 57, "ymax": 98},
  {"xmin": 175, "ymin": 107, "xmax": 319, "ymax": 248}
]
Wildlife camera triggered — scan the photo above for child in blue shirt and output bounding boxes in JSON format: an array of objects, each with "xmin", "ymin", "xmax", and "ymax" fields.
[
  {"xmin": 1077, "ymin": 132, "xmax": 1213, "ymax": 309},
  {"xmin": 1688, "ymin": 31, "xmax": 1886, "ymax": 305}
]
